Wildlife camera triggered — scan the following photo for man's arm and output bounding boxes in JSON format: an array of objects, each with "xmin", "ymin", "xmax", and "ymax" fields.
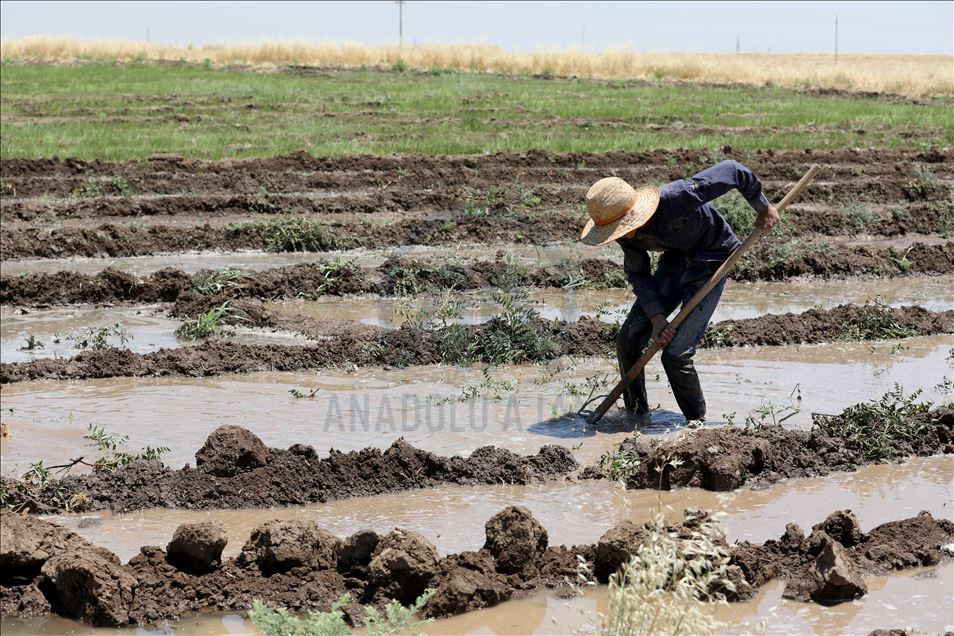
[
  {"xmin": 622, "ymin": 244, "xmax": 665, "ymax": 319},
  {"xmin": 663, "ymin": 160, "xmax": 779, "ymax": 230}
]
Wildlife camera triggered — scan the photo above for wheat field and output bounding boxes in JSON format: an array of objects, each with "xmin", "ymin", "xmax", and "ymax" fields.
[{"xmin": 2, "ymin": 37, "xmax": 951, "ymax": 98}]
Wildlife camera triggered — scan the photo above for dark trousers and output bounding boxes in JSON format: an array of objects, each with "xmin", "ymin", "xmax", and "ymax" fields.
[{"xmin": 616, "ymin": 260, "xmax": 726, "ymax": 420}]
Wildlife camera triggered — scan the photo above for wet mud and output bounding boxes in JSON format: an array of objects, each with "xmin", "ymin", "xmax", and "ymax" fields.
[
  {"xmin": 584, "ymin": 406, "xmax": 953, "ymax": 492},
  {"xmin": 1, "ymin": 304, "xmax": 951, "ymax": 383},
  {"xmin": 0, "ymin": 425, "xmax": 578, "ymax": 514},
  {"xmin": 3, "ymin": 241, "xmax": 953, "ymax": 307},
  {"xmin": 1, "ymin": 506, "xmax": 951, "ymax": 628}
]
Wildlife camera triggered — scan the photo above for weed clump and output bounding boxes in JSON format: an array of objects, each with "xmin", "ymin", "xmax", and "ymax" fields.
[
  {"xmin": 248, "ymin": 589, "xmax": 434, "ymax": 636},
  {"xmin": 229, "ymin": 218, "xmax": 340, "ymax": 253},
  {"xmin": 812, "ymin": 385, "xmax": 932, "ymax": 461},
  {"xmin": 193, "ymin": 268, "xmax": 242, "ymax": 295},
  {"xmin": 839, "ymin": 298, "xmax": 919, "ymax": 341},
  {"xmin": 595, "ymin": 512, "xmax": 734, "ymax": 636},
  {"xmin": 903, "ymin": 165, "xmax": 942, "ymax": 201},
  {"xmin": 175, "ymin": 301, "xmax": 246, "ymax": 340}
]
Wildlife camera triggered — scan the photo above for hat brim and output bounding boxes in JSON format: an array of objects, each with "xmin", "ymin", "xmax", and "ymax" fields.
[{"xmin": 579, "ymin": 185, "xmax": 660, "ymax": 246}]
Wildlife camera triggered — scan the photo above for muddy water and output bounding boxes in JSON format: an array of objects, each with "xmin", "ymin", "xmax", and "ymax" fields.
[
  {"xmin": 433, "ymin": 564, "xmax": 954, "ymax": 635},
  {"xmin": 0, "ymin": 244, "xmax": 588, "ymax": 276},
  {"xmin": 2, "ymin": 336, "xmax": 951, "ymax": 476},
  {"xmin": 268, "ymin": 275, "xmax": 954, "ymax": 328},
  {"xmin": 42, "ymin": 455, "xmax": 954, "ymax": 563},
  {"xmin": 4, "ymin": 456, "xmax": 952, "ymax": 634},
  {"xmin": 0, "ymin": 305, "xmax": 315, "ymax": 363}
]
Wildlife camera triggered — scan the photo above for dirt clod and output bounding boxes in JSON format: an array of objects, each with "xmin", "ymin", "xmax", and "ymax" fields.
[
  {"xmin": 166, "ymin": 521, "xmax": 227, "ymax": 574},
  {"xmin": 242, "ymin": 519, "xmax": 342, "ymax": 575},
  {"xmin": 194, "ymin": 425, "xmax": 269, "ymax": 477},
  {"xmin": 368, "ymin": 529, "xmax": 441, "ymax": 604},
  {"xmin": 40, "ymin": 549, "xmax": 136, "ymax": 626},
  {"xmin": 483, "ymin": 505, "xmax": 549, "ymax": 575},
  {"xmin": 811, "ymin": 535, "xmax": 868, "ymax": 602}
]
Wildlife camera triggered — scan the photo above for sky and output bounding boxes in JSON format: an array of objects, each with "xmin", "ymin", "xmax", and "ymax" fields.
[{"xmin": 1, "ymin": 1, "xmax": 952, "ymax": 55}]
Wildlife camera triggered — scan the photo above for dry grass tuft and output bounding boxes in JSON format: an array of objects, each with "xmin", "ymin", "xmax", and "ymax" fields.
[{"xmin": 1, "ymin": 37, "xmax": 951, "ymax": 98}]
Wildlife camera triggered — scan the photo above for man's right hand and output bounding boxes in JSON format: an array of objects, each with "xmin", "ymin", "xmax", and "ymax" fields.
[{"xmin": 650, "ymin": 314, "xmax": 676, "ymax": 346}]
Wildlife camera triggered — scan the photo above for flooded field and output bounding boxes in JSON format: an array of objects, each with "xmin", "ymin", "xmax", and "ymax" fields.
[{"xmin": 2, "ymin": 148, "xmax": 952, "ymax": 634}]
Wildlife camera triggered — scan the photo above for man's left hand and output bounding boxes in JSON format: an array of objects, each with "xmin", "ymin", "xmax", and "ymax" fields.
[{"xmin": 755, "ymin": 204, "xmax": 780, "ymax": 231}]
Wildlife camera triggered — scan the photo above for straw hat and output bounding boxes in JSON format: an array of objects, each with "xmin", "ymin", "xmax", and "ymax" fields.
[{"xmin": 579, "ymin": 177, "xmax": 660, "ymax": 246}]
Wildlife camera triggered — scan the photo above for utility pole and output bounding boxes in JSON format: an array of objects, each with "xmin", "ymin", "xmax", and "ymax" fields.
[
  {"xmin": 146, "ymin": 28, "xmax": 150, "ymax": 42},
  {"xmin": 735, "ymin": 35, "xmax": 740, "ymax": 54},
  {"xmin": 396, "ymin": 0, "xmax": 405, "ymax": 47},
  {"xmin": 835, "ymin": 14, "xmax": 838, "ymax": 64},
  {"xmin": 581, "ymin": 27, "xmax": 585, "ymax": 50}
]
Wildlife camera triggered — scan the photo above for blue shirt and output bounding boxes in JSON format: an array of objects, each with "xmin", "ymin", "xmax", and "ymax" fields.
[{"xmin": 617, "ymin": 160, "xmax": 770, "ymax": 318}]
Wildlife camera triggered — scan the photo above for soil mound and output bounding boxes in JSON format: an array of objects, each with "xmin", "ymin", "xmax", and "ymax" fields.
[
  {"xmin": 584, "ymin": 405, "xmax": 953, "ymax": 491},
  {"xmin": 0, "ymin": 429, "xmax": 578, "ymax": 514}
]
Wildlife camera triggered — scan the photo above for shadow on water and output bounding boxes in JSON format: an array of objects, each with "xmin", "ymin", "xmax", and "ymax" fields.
[{"xmin": 526, "ymin": 408, "xmax": 689, "ymax": 439}]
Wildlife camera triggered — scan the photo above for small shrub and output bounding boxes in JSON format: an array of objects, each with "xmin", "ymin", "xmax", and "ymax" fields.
[
  {"xmin": 248, "ymin": 589, "xmax": 434, "ymax": 636},
  {"xmin": 836, "ymin": 200, "xmax": 879, "ymax": 229},
  {"xmin": 903, "ymin": 165, "xmax": 942, "ymax": 201},
  {"xmin": 229, "ymin": 218, "xmax": 339, "ymax": 253},
  {"xmin": 67, "ymin": 323, "xmax": 132, "ymax": 350},
  {"xmin": 193, "ymin": 268, "xmax": 242, "ymax": 295},
  {"xmin": 595, "ymin": 513, "xmax": 733, "ymax": 636},
  {"xmin": 19, "ymin": 335, "xmax": 44, "ymax": 351},
  {"xmin": 520, "ymin": 190, "xmax": 542, "ymax": 208},
  {"xmin": 840, "ymin": 297, "xmax": 919, "ymax": 341},
  {"xmin": 812, "ymin": 385, "xmax": 931, "ymax": 461}
]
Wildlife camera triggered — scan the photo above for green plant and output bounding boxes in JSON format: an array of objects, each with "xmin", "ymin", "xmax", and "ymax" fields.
[
  {"xmin": 702, "ymin": 324, "xmax": 735, "ymax": 348},
  {"xmin": 520, "ymin": 190, "xmax": 542, "ymax": 207},
  {"xmin": 85, "ymin": 423, "xmax": 129, "ymax": 450},
  {"xmin": 836, "ymin": 199, "xmax": 879, "ymax": 229},
  {"xmin": 175, "ymin": 301, "xmax": 246, "ymax": 340},
  {"xmin": 840, "ymin": 297, "xmax": 919, "ymax": 341},
  {"xmin": 903, "ymin": 165, "xmax": 942, "ymax": 200},
  {"xmin": 193, "ymin": 268, "xmax": 242, "ymax": 295},
  {"xmin": 19, "ymin": 335, "xmax": 44, "ymax": 351},
  {"xmin": 813, "ymin": 385, "xmax": 932, "ymax": 461},
  {"xmin": 391, "ymin": 59, "xmax": 409, "ymax": 73},
  {"xmin": 289, "ymin": 387, "xmax": 320, "ymax": 399},
  {"xmin": 597, "ymin": 449, "xmax": 641, "ymax": 485},
  {"xmin": 229, "ymin": 218, "xmax": 339, "ymax": 253},
  {"xmin": 594, "ymin": 512, "xmax": 733, "ymax": 636},
  {"xmin": 248, "ymin": 589, "xmax": 435, "ymax": 636},
  {"xmin": 297, "ymin": 256, "xmax": 357, "ymax": 298},
  {"xmin": 478, "ymin": 286, "xmax": 556, "ymax": 364},
  {"xmin": 67, "ymin": 323, "xmax": 132, "ymax": 350},
  {"xmin": 435, "ymin": 367, "xmax": 517, "ymax": 405},
  {"xmin": 72, "ymin": 175, "xmax": 132, "ymax": 198}
]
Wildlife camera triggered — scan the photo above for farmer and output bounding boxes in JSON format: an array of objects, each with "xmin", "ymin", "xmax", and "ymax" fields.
[{"xmin": 579, "ymin": 160, "xmax": 778, "ymax": 428}]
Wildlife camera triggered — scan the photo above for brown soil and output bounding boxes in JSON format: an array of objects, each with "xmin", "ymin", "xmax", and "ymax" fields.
[
  {"xmin": 3, "ymin": 242, "xmax": 953, "ymax": 307},
  {"xmin": 1, "ymin": 149, "xmax": 951, "ymax": 260},
  {"xmin": 2, "ymin": 506, "xmax": 951, "ymax": 627},
  {"xmin": 1, "ymin": 304, "xmax": 950, "ymax": 384},
  {"xmin": 582, "ymin": 407, "xmax": 953, "ymax": 492},
  {"xmin": 0, "ymin": 426, "xmax": 578, "ymax": 514}
]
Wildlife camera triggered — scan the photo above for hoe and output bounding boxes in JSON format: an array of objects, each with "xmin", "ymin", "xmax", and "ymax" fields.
[{"xmin": 584, "ymin": 164, "xmax": 820, "ymax": 426}]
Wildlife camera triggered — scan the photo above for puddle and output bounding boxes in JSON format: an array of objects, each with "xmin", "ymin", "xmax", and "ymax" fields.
[
  {"xmin": 267, "ymin": 275, "xmax": 954, "ymax": 328},
  {"xmin": 0, "ymin": 305, "xmax": 314, "ymax": 363},
  {"xmin": 1, "ymin": 335, "xmax": 951, "ymax": 477},
  {"xmin": 0, "ymin": 244, "xmax": 590, "ymax": 277}
]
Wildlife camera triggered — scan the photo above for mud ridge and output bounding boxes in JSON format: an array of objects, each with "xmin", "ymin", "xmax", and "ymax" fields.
[
  {"xmin": 1, "ymin": 505, "xmax": 951, "ymax": 627},
  {"xmin": 3, "ymin": 242, "xmax": 952, "ymax": 306},
  {"xmin": 0, "ymin": 426, "xmax": 578, "ymax": 514},
  {"xmin": 583, "ymin": 406, "xmax": 953, "ymax": 492},
  {"xmin": 1, "ymin": 148, "xmax": 950, "ymax": 199},
  {"xmin": 1, "ymin": 304, "xmax": 951, "ymax": 383}
]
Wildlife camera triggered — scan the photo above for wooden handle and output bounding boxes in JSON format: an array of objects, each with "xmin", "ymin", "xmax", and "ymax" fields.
[{"xmin": 586, "ymin": 164, "xmax": 820, "ymax": 425}]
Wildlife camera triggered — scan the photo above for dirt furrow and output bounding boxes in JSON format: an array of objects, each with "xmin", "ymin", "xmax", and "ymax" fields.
[
  {"xmin": 1, "ymin": 149, "xmax": 949, "ymax": 198},
  {"xmin": 1, "ymin": 305, "xmax": 951, "ymax": 383},
  {"xmin": 1, "ymin": 505, "xmax": 951, "ymax": 627},
  {"xmin": 3, "ymin": 242, "xmax": 952, "ymax": 307}
]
